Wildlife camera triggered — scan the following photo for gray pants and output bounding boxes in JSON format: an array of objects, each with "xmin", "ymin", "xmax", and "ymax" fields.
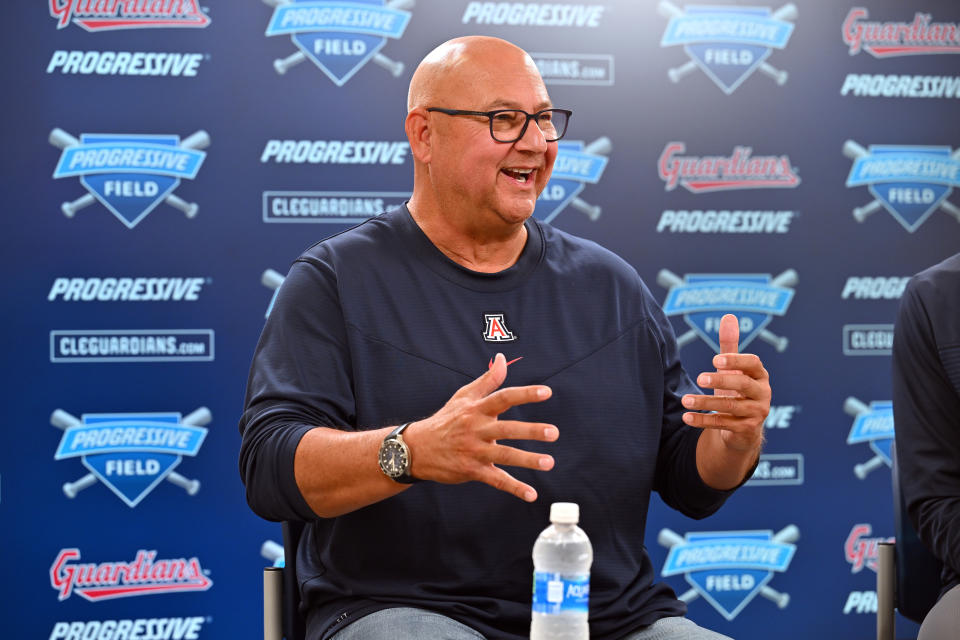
[
  {"xmin": 918, "ymin": 584, "xmax": 960, "ymax": 640},
  {"xmin": 329, "ymin": 607, "xmax": 733, "ymax": 640}
]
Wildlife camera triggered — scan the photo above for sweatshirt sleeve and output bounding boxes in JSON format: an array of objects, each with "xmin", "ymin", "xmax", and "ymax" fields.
[
  {"xmin": 641, "ymin": 281, "xmax": 739, "ymax": 519},
  {"xmin": 238, "ymin": 254, "xmax": 356, "ymax": 522},
  {"xmin": 892, "ymin": 277, "xmax": 960, "ymax": 582}
]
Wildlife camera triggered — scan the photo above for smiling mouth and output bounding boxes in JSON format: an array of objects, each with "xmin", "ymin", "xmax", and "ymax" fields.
[{"xmin": 501, "ymin": 167, "xmax": 534, "ymax": 183}]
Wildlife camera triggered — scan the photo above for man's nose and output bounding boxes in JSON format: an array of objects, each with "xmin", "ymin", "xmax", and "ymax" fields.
[{"xmin": 514, "ymin": 118, "xmax": 548, "ymax": 152}]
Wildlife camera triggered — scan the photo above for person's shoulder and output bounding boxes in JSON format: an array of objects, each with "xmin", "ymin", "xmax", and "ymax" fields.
[
  {"xmin": 538, "ymin": 221, "xmax": 639, "ymax": 283},
  {"xmin": 298, "ymin": 207, "xmax": 405, "ymax": 265},
  {"xmin": 905, "ymin": 252, "xmax": 960, "ymax": 308}
]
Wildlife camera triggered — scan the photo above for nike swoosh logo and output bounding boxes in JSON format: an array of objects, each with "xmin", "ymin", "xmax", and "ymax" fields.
[{"xmin": 488, "ymin": 356, "xmax": 524, "ymax": 369}]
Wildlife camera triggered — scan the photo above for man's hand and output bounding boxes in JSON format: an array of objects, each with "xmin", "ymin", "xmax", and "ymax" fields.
[
  {"xmin": 403, "ymin": 353, "xmax": 558, "ymax": 502},
  {"xmin": 681, "ymin": 314, "xmax": 770, "ymax": 454}
]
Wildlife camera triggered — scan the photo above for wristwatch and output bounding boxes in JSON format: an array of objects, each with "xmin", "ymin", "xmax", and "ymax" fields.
[{"xmin": 378, "ymin": 422, "xmax": 419, "ymax": 484}]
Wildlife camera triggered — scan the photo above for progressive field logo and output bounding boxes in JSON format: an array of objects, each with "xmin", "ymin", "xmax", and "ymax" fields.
[
  {"xmin": 658, "ymin": 269, "xmax": 796, "ymax": 352},
  {"xmin": 265, "ymin": 0, "xmax": 412, "ymax": 84},
  {"xmin": 50, "ymin": 128, "xmax": 209, "ymax": 228},
  {"xmin": 535, "ymin": 138, "xmax": 610, "ymax": 223},
  {"xmin": 844, "ymin": 397, "xmax": 893, "ymax": 480},
  {"xmin": 659, "ymin": 2, "xmax": 796, "ymax": 93},
  {"xmin": 842, "ymin": 140, "xmax": 960, "ymax": 232},
  {"xmin": 51, "ymin": 408, "xmax": 210, "ymax": 507},
  {"xmin": 50, "ymin": 0, "xmax": 211, "ymax": 31},
  {"xmin": 658, "ymin": 526, "xmax": 798, "ymax": 620}
]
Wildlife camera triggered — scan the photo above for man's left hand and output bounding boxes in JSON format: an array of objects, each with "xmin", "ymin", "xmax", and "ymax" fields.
[{"xmin": 680, "ymin": 314, "xmax": 770, "ymax": 452}]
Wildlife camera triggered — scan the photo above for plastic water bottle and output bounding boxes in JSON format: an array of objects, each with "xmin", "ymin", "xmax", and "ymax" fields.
[{"xmin": 530, "ymin": 502, "xmax": 593, "ymax": 639}]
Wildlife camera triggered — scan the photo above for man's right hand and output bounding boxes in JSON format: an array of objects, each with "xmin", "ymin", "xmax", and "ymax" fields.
[{"xmin": 403, "ymin": 352, "xmax": 558, "ymax": 502}]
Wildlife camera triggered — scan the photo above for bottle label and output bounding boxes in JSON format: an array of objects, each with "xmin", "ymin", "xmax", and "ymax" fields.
[{"xmin": 532, "ymin": 571, "xmax": 590, "ymax": 614}]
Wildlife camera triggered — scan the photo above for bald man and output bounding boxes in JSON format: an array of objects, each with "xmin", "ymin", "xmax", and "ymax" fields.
[{"xmin": 240, "ymin": 36, "xmax": 768, "ymax": 640}]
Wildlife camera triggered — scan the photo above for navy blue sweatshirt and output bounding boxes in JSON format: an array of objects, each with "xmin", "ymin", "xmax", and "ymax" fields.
[
  {"xmin": 239, "ymin": 206, "xmax": 735, "ymax": 639},
  {"xmin": 892, "ymin": 252, "xmax": 960, "ymax": 597}
]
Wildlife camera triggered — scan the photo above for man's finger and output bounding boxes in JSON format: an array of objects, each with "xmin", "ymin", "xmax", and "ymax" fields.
[
  {"xmin": 718, "ymin": 314, "xmax": 740, "ymax": 354},
  {"xmin": 682, "ymin": 411, "xmax": 756, "ymax": 431},
  {"xmin": 695, "ymin": 373, "xmax": 765, "ymax": 399},
  {"xmin": 487, "ymin": 443, "xmax": 554, "ymax": 471},
  {"xmin": 479, "ymin": 385, "xmax": 552, "ymax": 416},
  {"xmin": 711, "ymin": 353, "xmax": 767, "ymax": 379},
  {"xmin": 457, "ymin": 352, "xmax": 508, "ymax": 399},
  {"xmin": 477, "ymin": 465, "xmax": 538, "ymax": 502},
  {"xmin": 682, "ymin": 394, "xmax": 766, "ymax": 417},
  {"xmin": 480, "ymin": 420, "xmax": 559, "ymax": 443}
]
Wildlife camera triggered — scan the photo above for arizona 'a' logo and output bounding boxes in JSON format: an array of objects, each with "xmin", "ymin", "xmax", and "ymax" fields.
[
  {"xmin": 265, "ymin": 0, "xmax": 412, "ymax": 84},
  {"xmin": 659, "ymin": 2, "xmax": 797, "ymax": 94},
  {"xmin": 535, "ymin": 137, "xmax": 610, "ymax": 224},
  {"xmin": 844, "ymin": 397, "xmax": 894, "ymax": 480},
  {"xmin": 483, "ymin": 314, "xmax": 516, "ymax": 342},
  {"xmin": 50, "ymin": 128, "xmax": 209, "ymax": 228},
  {"xmin": 842, "ymin": 140, "xmax": 960, "ymax": 232},
  {"xmin": 658, "ymin": 526, "xmax": 798, "ymax": 620}
]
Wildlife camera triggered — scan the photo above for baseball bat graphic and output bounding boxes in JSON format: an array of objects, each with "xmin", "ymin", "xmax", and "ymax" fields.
[
  {"xmin": 744, "ymin": 2, "xmax": 795, "ymax": 89},
  {"xmin": 842, "ymin": 140, "xmax": 884, "ymax": 222},
  {"xmin": 668, "ymin": 60, "xmax": 698, "ymax": 84},
  {"xmin": 657, "ymin": 0, "xmax": 683, "ymax": 19},
  {"xmin": 50, "ymin": 128, "xmax": 209, "ymax": 219},
  {"xmin": 758, "ymin": 62, "xmax": 788, "ymax": 86},
  {"xmin": 657, "ymin": 1, "xmax": 697, "ymax": 84},
  {"xmin": 658, "ymin": 526, "xmax": 797, "ymax": 607},
  {"xmin": 261, "ymin": 268, "xmax": 285, "ymax": 290},
  {"xmin": 51, "ymin": 407, "xmax": 211, "ymax": 498},
  {"xmin": 568, "ymin": 137, "xmax": 613, "ymax": 220},
  {"xmin": 656, "ymin": 269, "xmax": 700, "ymax": 347},
  {"xmin": 271, "ymin": 0, "xmax": 413, "ymax": 76},
  {"xmin": 771, "ymin": 3, "xmax": 798, "ymax": 22},
  {"xmin": 261, "ymin": 540, "xmax": 284, "ymax": 564},
  {"xmin": 844, "ymin": 396, "xmax": 888, "ymax": 479},
  {"xmin": 756, "ymin": 269, "xmax": 797, "ymax": 351}
]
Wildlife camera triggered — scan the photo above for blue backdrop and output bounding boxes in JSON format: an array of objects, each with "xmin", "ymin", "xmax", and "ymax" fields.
[{"xmin": 3, "ymin": 1, "xmax": 959, "ymax": 638}]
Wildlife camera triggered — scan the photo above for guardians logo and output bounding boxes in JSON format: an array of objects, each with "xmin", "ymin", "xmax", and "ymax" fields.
[
  {"xmin": 843, "ymin": 9, "xmax": 960, "ymax": 58},
  {"xmin": 659, "ymin": 143, "xmax": 800, "ymax": 193},
  {"xmin": 657, "ymin": 269, "xmax": 796, "ymax": 353},
  {"xmin": 265, "ymin": 0, "xmax": 412, "ymax": 84},
  {"xmin": 535, "ymin": 137, "xmax": 610, "ymax": 223},
  {"xmin": 844, "ymin": 397, "xmax": 893, "ymax": 480},
  {"xmin": 50, "ymin": 549, "xmax": 212, "ymax": 601},
  {"xmin": 843, "ymin": 140, "xmax": 960, "ymax": 232},
  {"xmin": 50, "ymin": 0, "xmax": 211, "ymax": 31},
  {"xmin": 659, "ymin": 2, "xmax": 796, "ymax": 94},
  {"xmin": 50, "ymin": 128, "xmax": 209, "ymax": 228},
  {"xmin": 51, "ymin": 407, "xmax": 210, "ymax": 507},
  {"xmin": 658, "ymin": 526, "xmax": 798, "ymax": 620}
]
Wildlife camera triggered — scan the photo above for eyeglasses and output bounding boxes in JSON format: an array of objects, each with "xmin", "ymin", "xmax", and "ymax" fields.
[{"xmin": 426, "ymin": 107, "xmax": 572, "ymax": 143}]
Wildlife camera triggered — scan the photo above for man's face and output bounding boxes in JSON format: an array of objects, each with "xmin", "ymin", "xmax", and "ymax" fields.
[{"xmin": 427, "ymin": 56, "xmax": 558, "ymax": 230}]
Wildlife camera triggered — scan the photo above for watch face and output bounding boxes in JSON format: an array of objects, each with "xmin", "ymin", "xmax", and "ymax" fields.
[{"xmin": 379, "ymin": 439, "xmax": 408, "ymax": 478}]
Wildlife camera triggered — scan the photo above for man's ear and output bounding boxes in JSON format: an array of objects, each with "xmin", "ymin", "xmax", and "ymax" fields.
[{"xmin": 405, "ymin": 109, "xmax": 431, "ymax": 163}]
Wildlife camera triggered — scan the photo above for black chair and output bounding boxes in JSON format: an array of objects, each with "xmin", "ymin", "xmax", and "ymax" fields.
[
  {"xmin": 877, "ymin": 445, "xmax": 943, "ymax": 639},
  {"xmin": 265, "ymin": 521, "xmax": 307, "ymax": 640}
]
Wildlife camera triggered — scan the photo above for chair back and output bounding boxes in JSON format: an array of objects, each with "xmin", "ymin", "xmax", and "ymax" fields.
[
  {"xmin": 891, "ymin": 444, "xmax": 943, "ymax": 623},
  {"xmin": 282, "ymin": 521, "xmax": 307, "ymax": 640}
]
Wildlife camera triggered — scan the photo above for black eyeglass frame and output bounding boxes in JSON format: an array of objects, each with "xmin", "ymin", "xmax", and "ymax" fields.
[{"xmin": 425, "ymin": 107, "xmax": 572, "ymax": 143}]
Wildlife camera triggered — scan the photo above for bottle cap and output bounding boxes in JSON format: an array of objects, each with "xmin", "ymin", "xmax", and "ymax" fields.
[{"xmin": 550, "ymin": 502, "xmax": 579, "ymax": 524}]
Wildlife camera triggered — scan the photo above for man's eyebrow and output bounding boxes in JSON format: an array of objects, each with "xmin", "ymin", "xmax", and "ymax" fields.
[{"xmin": 484, "ymin": 99, "xmax": 554, "ymax": 111}]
